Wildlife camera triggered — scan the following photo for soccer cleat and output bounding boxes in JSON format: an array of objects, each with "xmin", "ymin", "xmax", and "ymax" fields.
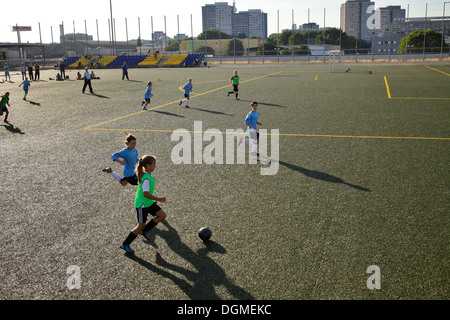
[
  {"xmin": 141, "ymin": 231, "xmax": 152, "ymax": 241},
  {"xmin": 235, "ymin": 97, "xmax": 239, "ymax": 100},
  {"xmin": 185, "ymin": 105, "xmax": 190, "ymax": 108},
  {"xmin": 120, "ymin": 243, "xmax": 135, "ymax": 254},
  {"xmin": 179, "ymin": 101, "xmax": 182, "ymax": 105},
  {"xmin": 102, "ymin": 167, "xmax": 112, "ymax": 173},
  {"xmin": 4, "ymin": 120, "xmax": 9, "ymax": 123},
  {"xmin": 143, "ymin": 106, "xmax": 147, "ymax": 110},
  {"xmin": 227, "ymin": 92, "xmax": 230, "ymax": 97}
]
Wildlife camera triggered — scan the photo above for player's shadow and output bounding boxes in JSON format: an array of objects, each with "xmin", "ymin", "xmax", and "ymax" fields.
[
  {"xmin": 127, "ymin": 221, "xmax": 255, "ymax": 300},
  {"xmin": 91, "ymin": 93, "xmax": 110, "ymax": 99},
  {"xmin": 2, "ymin": 123, "xmax": 25, "ymax": 134},
  {"xmin": 238, "ymin": 99, "xmax": 287, "ymax": 108},
  {"xmin": 26, "ymin": 100, "xmax": 41, "ymax": 106},
  {"xmin": 151, "ymin": 110, "xmax": 185, "ymax": 118},
  {"xmin": 191, "ymin": 107, "xmax": 233, "ymax": 116},
  {"xmin": 277, "ymin": 159, "xmax": 371, "ymax": 192}
]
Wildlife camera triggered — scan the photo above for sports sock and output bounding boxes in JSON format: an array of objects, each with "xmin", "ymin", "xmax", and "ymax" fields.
[
  {"xmin": 143, "ymin": 219, "xmax": 158, "ymax": 233},
  {"xmin": 110, "ymin": 172, "xmax": 122, "ymax": 182},
  {"xmin": 123, "ymin": 232, "xmax": 137, "ymax": 245},
  {"xmin": 251, "ymin": 143, "xmax": 258, "ymax": 153}
]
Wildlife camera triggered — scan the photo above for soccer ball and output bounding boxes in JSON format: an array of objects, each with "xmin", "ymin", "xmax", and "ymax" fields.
[{"xmin": 198, "ymin": 227, "xmax": 212, "ymax": 241}]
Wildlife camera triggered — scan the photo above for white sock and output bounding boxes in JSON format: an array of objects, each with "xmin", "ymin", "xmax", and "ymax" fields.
[
  {"xmin": 251, "ymin": 143, "xmax": 258, "ymax": 153},
  {"xmin": 110, "ymin": 172, "xmax": 122, "ymax": 182}
]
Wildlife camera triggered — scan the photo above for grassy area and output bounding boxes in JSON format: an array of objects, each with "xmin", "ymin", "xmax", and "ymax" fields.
[{"xmin": 0, "ymin": 63, "xmax": 448, "ymax": 300}]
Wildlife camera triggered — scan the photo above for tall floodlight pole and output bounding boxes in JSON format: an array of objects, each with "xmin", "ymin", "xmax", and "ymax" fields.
[
  {"xmin": 441, "ymin": 2, "xmax": 449, "ymax": 60},
  {"xmin": 110, "ymin": 0, "xmax": 115, "ymax": 55}
]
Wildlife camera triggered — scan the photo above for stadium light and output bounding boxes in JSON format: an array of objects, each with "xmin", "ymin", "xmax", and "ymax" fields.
[{"xmin": 441, "ymin": 2, "xmax": 450, "ymax": 60}]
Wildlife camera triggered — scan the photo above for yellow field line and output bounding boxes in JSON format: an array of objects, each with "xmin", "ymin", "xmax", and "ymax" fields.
[
  {"xmin": 384, "ymin": 76, "xmax": 392, "ymax": 99},
  {"xmin": 85, "ymin": 127, "xmax": 450, "ymax": 140},
  {"xmin": 424, "ymin": 65, "xmax": 450, "ymax": 76},
  {"xmin": 384, "ymin": 75, "xmax": 450, "ymax": 100},
  {"xmin": 84, "ymin": 71, "xmax": 283, "ymax": 130}
]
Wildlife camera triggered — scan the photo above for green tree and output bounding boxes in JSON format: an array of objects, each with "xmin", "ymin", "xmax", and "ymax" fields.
[
  {"xmin": 166, "ymin": 39, "xmax": 181, "ymax": 52},
  {"xmin": 227, "ymin": 38, "xmax": 244, "ymax": 56},
  {"xmin": 198, "ymin": 29, "xmax": 232, "ymax": 40},
  {"xmin": 256, "ymin": 42, "xmax": 277, "ymax": 55},
  {"xmin": 398, "ymin": 29, "xmax": 448, "ymax": 53},
  {"xmin": 195, "ymin": 46, "xmax": 215, "ymax": 55}
]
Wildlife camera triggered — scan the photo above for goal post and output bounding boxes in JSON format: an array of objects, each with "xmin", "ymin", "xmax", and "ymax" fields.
[{"xmin": 329, "ymin": 50, "xmax": 349, "ymax": 73}]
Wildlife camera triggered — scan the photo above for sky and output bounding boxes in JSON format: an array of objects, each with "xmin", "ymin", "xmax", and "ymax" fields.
[{"xmin": 0, "ymin": 0, "xmax": 442, "ymax": 44}]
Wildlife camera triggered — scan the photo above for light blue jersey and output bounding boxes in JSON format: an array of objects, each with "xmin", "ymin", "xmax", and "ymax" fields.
[
  {"xmin": 245, "ymin": 110, "xmax": 259, "ymax": 132},
  {"xmin": 22, "ymin": 81, "xmax": 31, "ymax": 91},
  {"xmin": 183, "ymin": 83, "xmax": 193, "ymax": 95},
  {"xmin": 144, "ymin": 87, "xmax": 152, "ymax": 99},
  {"xmin": 111, "ymin": 147, "xmax": 139, "ymax": 178}
]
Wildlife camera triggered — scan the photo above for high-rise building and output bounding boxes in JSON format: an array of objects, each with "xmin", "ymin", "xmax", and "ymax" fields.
[
  {"xmin": 340, "ymin": 0, "xmax": 375, "ymax": 41},
  {"xmin": 375, "ymin": 5, "xmax": 406, "ymax": 35},
  {"xmin": 202, "ymin": 2, "xmax": 268, "ymax": 39},
  {"xmin": 202, "ymin": 2, "xmax": 234, "ymax": 36}
]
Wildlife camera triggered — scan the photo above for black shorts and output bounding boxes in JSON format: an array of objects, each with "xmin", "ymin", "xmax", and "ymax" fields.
[
  {"xmin": 121, "ymin": 174, "xmax": 138, "ymax": 185},
  {"xmin": 184, "ymin": 94, "xmax": 190, "ymax": 98},
  {"xmin": 144, "ymin": 98, "xmax": 151, "ymax": 103},
  {"xmin": 0, "ymin": 106, "xmax": 7, "ymax": 115},
  {"xmin": 232, "ymin": 85, "xmax": 239, "ymax": 92},
  {"xmin": 136, "ymin": 202, "xmax": 162, "ymax": 223}
]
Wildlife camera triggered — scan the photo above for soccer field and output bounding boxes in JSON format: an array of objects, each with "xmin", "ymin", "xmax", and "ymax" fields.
[{"xmin": 1, "ymin": 63, "xmax": 449, "ymax": 300}]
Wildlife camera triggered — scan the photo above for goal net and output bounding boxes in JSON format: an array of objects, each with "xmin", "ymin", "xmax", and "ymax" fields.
[{"xmin": 329, "ymin": 50, "xmax": 349, "ymax": 73}]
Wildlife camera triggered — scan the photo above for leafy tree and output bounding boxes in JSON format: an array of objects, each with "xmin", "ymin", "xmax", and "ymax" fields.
[
  {"xmin": 198, "ymin": 29, "xmax": 232, "ymax": 40},
  {"xmin": 166, "ymin": 39, "xmax": 181, "ymax": 52},
  {"xmin": 227, "ymin": 38, "xmax": 244, "ymax": 56},
  {"xmin": 256, "ymin": 42, "xmax": 277, "ymax": 55},
  {"xmin": 195, "ymin": 46, "xmax": 215, "ymax": 55},
  {"xmin": 398, "ymin": 29, "xmax": 448, "ymax": 53}
]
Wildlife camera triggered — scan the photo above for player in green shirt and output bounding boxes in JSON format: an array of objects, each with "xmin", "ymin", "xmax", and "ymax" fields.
[
  {"xmin": 0, "ymin": 92, "xmax": 11, "ymax": 123},
  {"xmin": 227, "ymin": 70, "xmax": 240, "ymax": 100},
  {"xmin": 120, "ymin": 155, "xmax": 167, "ymax": 254}
]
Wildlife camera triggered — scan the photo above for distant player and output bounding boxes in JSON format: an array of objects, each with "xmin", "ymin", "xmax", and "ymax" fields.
[
  {"xmin": 227, "ymin": 70, "xmax": 239, "ymax": 100},
  {"xmin": 0, "ymin": 92, "xmax": 11, "ymax": 123},
  {"xmin": 19, "ymin": 78, "xmax": 31, "ymax": 100},
  {"xmin": 141, "ymin": 82, "xmax": 153, "ymax": 110},
  {"xmin": 179, "ymin": 78, "xmax": 193, "ymax": 108}
]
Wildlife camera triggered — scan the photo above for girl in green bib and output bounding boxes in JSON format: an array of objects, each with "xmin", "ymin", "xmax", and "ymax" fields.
[{"xmin": 120, "ymin": 155, "xmax": 166, "ymax": 254}]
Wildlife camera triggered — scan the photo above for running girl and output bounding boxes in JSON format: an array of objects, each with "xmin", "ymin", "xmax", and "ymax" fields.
[
  {"xmin": 239, "ymin": 101, "xmax": 261, "ymax": 156},
  {"xmin": 179, "ymin": 78, "xmax": 193, "ymax": 108},
  {"xmin": 103, "ymin": 133, "xmax": 139, "ymax": 186},
  {"xmin": 19, "ymin": 78, "xmax": 31, "ymax": 100},
  {"xmin": 120, "ymin": 155, "xmax": 167, "ymax": 254},
  {"xmin": 0, "ymin": 92, "xmax": 11, "ymax": 123},
  {"xmin": 227, "ymin": 70, "xmax": 239, "ymax": 100},
  {"xmin": 141, "ymin": 82, "xmax": 153, "ymax": 110}
]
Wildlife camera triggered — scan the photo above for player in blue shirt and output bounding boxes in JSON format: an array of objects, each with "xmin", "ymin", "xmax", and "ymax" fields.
[
  {"xmin": 239, "ymin": 101, "xmax": 261, "ymax": 156},
  {"xmin": 103, "ymin": 134, "xmax": 139, "ymax": 186},
  {"xmin": 179, "ymin": 78, "xmax": 193, "ymax": 108},
  {"xmin": 141, "ymin": 82, "xmax": 153, "ymax": 110},
  {"xmin": 19, "ymin": 78, "xmax": 31, "ymax": 100}
]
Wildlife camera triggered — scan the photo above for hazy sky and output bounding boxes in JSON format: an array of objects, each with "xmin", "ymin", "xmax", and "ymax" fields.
[{"xmin": 0, "ymin": 0, "xmax": 440, "ymax": 43}]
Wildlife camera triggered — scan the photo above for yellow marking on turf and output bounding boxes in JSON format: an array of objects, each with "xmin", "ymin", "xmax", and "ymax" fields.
[
  {"xmin": 85, "ymin": 127, "xmax": 450, "ymax": 141},
  {"xmin": 84, "ymin": 71, "xmax": 283, "ymax": 130},
  {"xmin": 384, "ymin": 75, "xmax": 450, "ymax": 100},
  {"xmin": 424, "ymin": 65, "xmax": 450, "ymax": 76},
  {"xmin": 384, "ymin": 76, "xmax": 392, "ymax": 99}
]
